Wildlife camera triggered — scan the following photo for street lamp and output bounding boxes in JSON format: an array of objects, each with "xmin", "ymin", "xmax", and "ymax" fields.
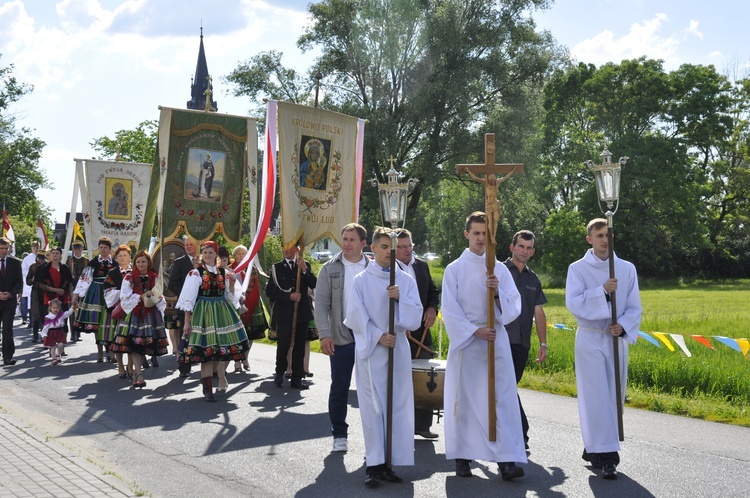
[
  {"xmin": 369, "ymin": 159, "xmax": 418, "ymax": 469},
  {"xmin": 586, "ymin": 146, "xmax": 628, "ymax": 443}
]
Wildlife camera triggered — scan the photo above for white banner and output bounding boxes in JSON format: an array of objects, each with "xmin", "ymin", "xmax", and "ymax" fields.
[
  {"xmin": 277, "ymin": 101, "xmax": 365, "ymax": 248},
  {"xmin": 82, "ymin": 159, "xmax": 153, "ymax": 248}
]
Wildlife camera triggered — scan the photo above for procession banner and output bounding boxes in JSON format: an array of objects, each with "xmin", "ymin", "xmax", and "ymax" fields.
[
  {"xmin": 144, "ymin": 107, "xmax": 257, "ymax": 246},
  {"xmin": 277, "ymin": 101, "xmax": 365, "ymax": 248},
  {"xmin": 82, "ymin": 159, "xmax": 152, "ymax": 248}
]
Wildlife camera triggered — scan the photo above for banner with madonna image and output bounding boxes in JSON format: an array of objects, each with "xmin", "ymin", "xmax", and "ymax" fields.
[
  {"xmin": 277, "ymin": 101, "xmax": 365, "ymax": 248},
  {"xmin": 139, "ymin": 107, "xmax": 257, "ymax": 248},
  {"xmin": 79, "ymin": 159, "xmax": 152, "ymax": 248}
]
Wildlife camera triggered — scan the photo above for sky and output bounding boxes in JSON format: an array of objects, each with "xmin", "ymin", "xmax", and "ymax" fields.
[{"xmin": 2, "ymin": 0, "xmax": 748, "ymax": 225}]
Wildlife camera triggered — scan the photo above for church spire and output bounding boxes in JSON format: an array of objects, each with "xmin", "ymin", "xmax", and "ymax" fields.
[{"xmin": 187, "ymin": 26, "xmax": 217, "ymax": 111}]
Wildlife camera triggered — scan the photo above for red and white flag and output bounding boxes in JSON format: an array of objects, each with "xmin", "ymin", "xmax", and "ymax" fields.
[{"xmin": 37, "ymin": 218, "xmax": 50, "ymax": 250}]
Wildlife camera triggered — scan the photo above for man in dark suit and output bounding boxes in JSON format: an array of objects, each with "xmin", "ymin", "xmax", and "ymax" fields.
[
  {"xmin": 266, "ymin": 244, "xmax": 317, "ymax": 389},
  {"xmin": 396, "ymin": 229, "xmax": 441, "ymax": 438},
  {"xmin": 0, "ymin": 237, "xmax": 24, "ymax": 365},
  {"xmin": 167, "ymin": 236, "xmax": 199, "ymax": 377}
]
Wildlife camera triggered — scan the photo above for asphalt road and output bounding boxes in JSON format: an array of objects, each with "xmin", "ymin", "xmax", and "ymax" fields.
[{"xmin": 1, "ymin": 326, "xmax": 749, "ymax": 497}]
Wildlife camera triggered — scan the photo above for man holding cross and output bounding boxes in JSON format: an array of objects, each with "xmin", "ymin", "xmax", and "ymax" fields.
[{"xmin": 441, "ymin": 212, "xmax": 525, "ymax": 480}]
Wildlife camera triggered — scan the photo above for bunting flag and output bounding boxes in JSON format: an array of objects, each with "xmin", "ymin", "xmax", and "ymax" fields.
[
  {"xmin": 142, "ymin": 107, "xmax": 257, "ymax": 247},
  {"xmin": 713, "ymin": 336, "xmax": 742, "ymax": 352},
  {"xmin": 80, "ymin": 159, "xmax": 153, "ymax": 248},
  {"xmin": 72, "ymin": 220, "xmax": 86, "ymax": 247},
  {"xmin": 669, "ymin": 334, "xmax": 692, "ymax": 357},
  {"xmin": 1, "ymin": 208, "xmax": 14, "ymax": 244},
  {"xmin": 691, "ymin": 335, "xmax": 715, "ymax": 350},
  {"xmin": 276, "ymin": 101, "xmax": 365, "ymax": 249},
  {"xmin": 235, "ymin": 100, "xmax": 277, "ymax": 289},
  {"xmin": 638, "ymin": 331, "xmax": 661, "ymax": 348},
  {"xmin": 651, "ymin": 332, "xmax": 675, "ymax": 351},
  {"xmin": 549, "ymin": 323, "xmax": 574, "ymax": 330},
  {"xmin": 737, "ymin": 339, "xmax": 750, "ymax": 357},
  {"xmin": 36, "ymin": 218, "xmax": 50, "ymax": 250}
]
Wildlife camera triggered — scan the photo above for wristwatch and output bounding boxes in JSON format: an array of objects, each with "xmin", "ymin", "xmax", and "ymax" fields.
[{"xmin": 540, "ymin": 342, "xmax": 548, "ymax": 349}]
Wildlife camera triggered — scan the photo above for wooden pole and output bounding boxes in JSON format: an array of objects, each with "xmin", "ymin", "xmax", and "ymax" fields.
[
  {"xmin": 386, "ymin": 230, "xmax": 397, "ymax": 468},
  {"xmin": 485, "ymin": 233, "xmax": 497, "ymax": 442},
  {"xmin": 607, "ymin": 215, "xmax": 625, "ymax": 441},
  {"xmin": 290, "ymin": 235, "xmax": 304, "ymax": 354}
]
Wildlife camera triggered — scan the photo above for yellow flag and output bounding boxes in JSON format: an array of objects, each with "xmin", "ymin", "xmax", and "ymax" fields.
[{"xmin": 73, "ymin": 220, "xmax": 85, "ymax": 246}]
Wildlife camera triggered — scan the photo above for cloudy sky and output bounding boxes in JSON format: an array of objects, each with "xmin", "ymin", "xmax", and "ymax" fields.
[{"xmin": 2, "ymin": 0, "xmax": 748, "ymax": 223}]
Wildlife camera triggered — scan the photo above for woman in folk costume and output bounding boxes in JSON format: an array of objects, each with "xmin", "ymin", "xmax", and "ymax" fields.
[
  {"xmin": 230, "ymin": 245, "xmax": 268, "ymax": 373},
  {"xmin": 177, "ymin": 241, "xmax": 250, "ymax": 401},
  {"xmin": 114, "ymin": 250, "xmax": 169, "ymax": 388},
  {"xmin": 102, "ymin": 245, "xmax": 132, "ymax": 376},
  {"xmin": 35, "ymin": 247, "xmax": 73, "ymax": 356},
  {"xmin": 72, "ymin": 236, "xmax": 115, "ymax": 363}
]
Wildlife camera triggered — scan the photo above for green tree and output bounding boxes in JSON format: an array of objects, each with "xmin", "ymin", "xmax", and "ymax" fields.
[
  {"xmin": 90, "ymin": 120, "xmax": 158, "ymax": 163},
  {"xmin": 226, "ymin": 0, "xmax": 558, "ymax": 245},
  {"xmin": 0, "ymin": 57, "xmax": 49, "ymax": 216}
]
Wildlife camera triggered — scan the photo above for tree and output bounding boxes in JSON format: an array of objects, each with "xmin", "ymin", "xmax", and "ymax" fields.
[
  {"xmin": 226, "ymin": 0, "xmax": 558, "ymax": 245},
  {"xmin": 0, "ymin": 56, "xmax": 49, "ymax": 216},
  {"xmin": 90, "ymin": 120, "xmax": 158, "ymax": 164}
]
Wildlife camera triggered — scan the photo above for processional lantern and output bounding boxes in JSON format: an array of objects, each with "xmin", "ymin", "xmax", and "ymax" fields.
[
  {"xmin": 586, "ymin": 147, "xmax": 628, "ymax": 215},
  {"xmin": 370, "ymin": 159, "xmax": 418, "ymax": 229}
]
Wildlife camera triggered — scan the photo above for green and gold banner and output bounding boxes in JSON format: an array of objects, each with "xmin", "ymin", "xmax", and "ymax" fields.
[{"xmin": 141, "ymin": 107, "xmax": 258, "ymax": 247}]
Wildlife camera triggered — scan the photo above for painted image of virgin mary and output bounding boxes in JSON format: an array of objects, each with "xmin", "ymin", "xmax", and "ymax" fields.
[
  {"xmin": 299, "ymin": 138, "xmax": 328, "ymax": 190},
  {"xmin": 107, "ymin": 182, "xmax": 129, "ymax": 217}
]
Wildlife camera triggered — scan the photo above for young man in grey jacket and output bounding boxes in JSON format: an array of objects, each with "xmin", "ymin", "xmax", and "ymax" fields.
[{"xmin": 315, "ymin": 223, "xmax": 369, "ymax": 453}]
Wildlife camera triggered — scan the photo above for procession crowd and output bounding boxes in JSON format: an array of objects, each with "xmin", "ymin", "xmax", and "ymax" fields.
[{"xmin": 0, "ymin": 210, "xmax": 641, "ymax": 488}]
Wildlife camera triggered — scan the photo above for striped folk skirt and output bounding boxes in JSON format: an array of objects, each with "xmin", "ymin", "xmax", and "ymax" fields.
[{"xmin": 178, "ymin": 296, "xmax": 250, "ymax": 364}]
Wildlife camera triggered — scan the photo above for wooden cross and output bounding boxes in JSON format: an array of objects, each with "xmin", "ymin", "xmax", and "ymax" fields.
[{"xmin": 456, "ymin": 133, "xmax": 523, "ymax": 442}]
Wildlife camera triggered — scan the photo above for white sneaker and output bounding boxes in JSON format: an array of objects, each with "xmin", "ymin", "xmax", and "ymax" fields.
[{"xmin": 332, "ymin": 438, "xmax": 348, "ymax": 452}]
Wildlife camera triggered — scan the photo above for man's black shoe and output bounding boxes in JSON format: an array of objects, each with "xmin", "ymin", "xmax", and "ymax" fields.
[
  {"xmin": 290, "ymin": 380, "xmax": 309, "ymax": 390},
  {"xmin": 499, "ymin": 462, "xmax": 524, "ymax": 481},
  {"xmin": 582, "ymin": 450, "xmax": 603, "ymax": 469},
  {"xmin": 273, "ymin": 375, "xmax": 283, "ymax": 388},
  {"xmin": 455, "ymin": 459, "xmax": 473, "ymax": 477},
  {"xmin": 380, "ymin": 468, "xmax": 403, "ymax": 483},
  {"xmin": 602, "ymin": 463, "xmax": 617, "ymax": 479},
  {"xmin": 364, "ymin": 474, "xmax": 380, "ymax": 488},
  {"xmin": 3, "ymin": 359, "xmax": 17, "ymax": 366}
]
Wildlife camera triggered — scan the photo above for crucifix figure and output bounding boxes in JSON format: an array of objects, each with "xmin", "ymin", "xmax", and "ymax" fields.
[
  {"xmin": 457, "ymin": 134, "xmax": 523, "ymax": 246},
  {"xmin": 457, "ymin": 133, "xmax": 523, "ymax": 442}
]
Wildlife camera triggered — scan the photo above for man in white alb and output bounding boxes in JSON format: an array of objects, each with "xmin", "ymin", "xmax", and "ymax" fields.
[
  {"xmin": 441, "ymin": 211, "xmax": 526, "ymax": 480},
  {"xmin": 566, "ymin": 218, "xmax": 641, "ymax": 479},
  {"xmin": 344, "ymin": 227, "xmax": 422, "ymax": 488}
]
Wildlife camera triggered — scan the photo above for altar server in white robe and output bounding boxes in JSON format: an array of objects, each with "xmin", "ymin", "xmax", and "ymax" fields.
[
  {"xmin": 441, "ymin": 211, "xmax": 526, "ymax": 480},
  {"xmin": 566, "ymin": 218, "xmax": 641, "ymax": 480},
  {"xmin": 344, "ymin": 227, "xmax": 423, "ymax": 488}
]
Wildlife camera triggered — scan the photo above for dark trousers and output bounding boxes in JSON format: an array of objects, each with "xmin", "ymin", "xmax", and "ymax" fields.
[
  {"xmin": 411, "ymin": 327, "xmax": 434, "ymax": 432},
  {"xmin": 510, "ymin": 343, "xmax": 530, "ymax": 441},
  {"xmin": 328, "ymin": 341, "xmax": 355, "ymax": 438},
  {"xmin": 275, "ymin": 319, "xmax": 308, "ymax": 380},
  {"xmin": 1, "ymin": 306, "xmax": 15, "ymax": 360}
]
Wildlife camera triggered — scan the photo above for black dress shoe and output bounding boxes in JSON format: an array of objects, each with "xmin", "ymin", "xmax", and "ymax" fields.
[
  {"xmin": 273, "ymin": 375, "xmax": 283, "ymax": 388},
  {"xmin": 455, "ymin": 459, "xmax": 473, "ymax": 477},
  {"xmin": 602, "ymin": 463, "xmax": 617, "ymax": 479},
  {"xmin": 290, "ymin": 380, "xmax": 309, "ymax": 390},
  {"xmin": 499, "ymin": 462, "xmax": 524, "ymax": 481},
  {"xmin": 364, "ymin": 474, "xmax": 380, "ymax": 488},
  {"xmin": 380, "ymin": 468, "xmax": 403, "ymax": 483},
  {"xmin": 582, "ymin": 450, "xmax": 603, "ymax": 468},
  {"xmin": 3, "ymin": 359, "xmax": 17, "ymax": 366}
]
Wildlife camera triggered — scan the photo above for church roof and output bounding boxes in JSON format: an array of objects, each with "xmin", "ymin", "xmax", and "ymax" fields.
[{"xmin": 187, "ymin": 27, "xmax": 218, "ymax": 111}]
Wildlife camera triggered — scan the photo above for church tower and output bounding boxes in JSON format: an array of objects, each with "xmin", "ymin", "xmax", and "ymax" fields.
[{"xmin": 187, "ymin": 27, "xmax": 218, "ymax": 111}]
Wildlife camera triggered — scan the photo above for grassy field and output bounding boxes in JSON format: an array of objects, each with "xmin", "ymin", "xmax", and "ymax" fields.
[{"xmin": 431, "ymin": 278, "xmax": 750, "ymax": 427}]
